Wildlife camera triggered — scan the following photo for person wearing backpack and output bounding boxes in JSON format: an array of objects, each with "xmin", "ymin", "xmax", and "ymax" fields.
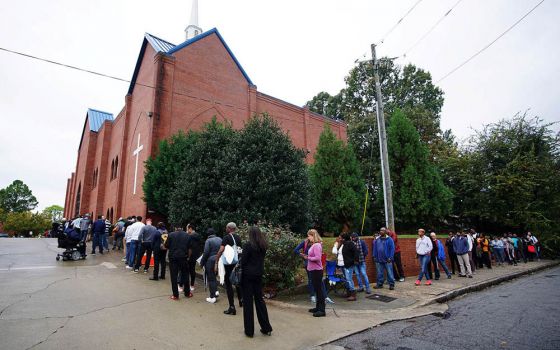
[{"xmin": 215, "ymin": 222, "xmax": 243, "ymax": 315}]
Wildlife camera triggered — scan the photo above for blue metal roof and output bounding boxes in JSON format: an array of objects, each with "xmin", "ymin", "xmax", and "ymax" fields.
[
  {"xmin": 87, "ymin": 108, "xmax": 114, "ymax": 132},
  {"xmin": 145, "ymin": 33, "xmax": 176, "ymax": 53}
]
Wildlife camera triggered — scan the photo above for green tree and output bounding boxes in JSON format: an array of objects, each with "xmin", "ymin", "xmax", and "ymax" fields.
[
  {"xmin": 310, "ymin": 126, "xmax": 364, "ymax": 233},
  {"xmin": 0, "ymin": 180, "xmax": 38, "ymax": 212},
  {"xmin": 387, "ymin": 110, "xmax": 452, "ymax": 227},
  {"xmin": 169, "ymin": 118, "xmax": 237, "ymax": 232},
  {"xmin": 143, "ymin": 131, "xmax": 200, "ymax": 216},
  {"xmin": 42, "ymin": 205, "xmax": 64, "ymax": 222},
  {"xmin": 3, "ymin": 211, "xmax": 51, "ymax": 237}
]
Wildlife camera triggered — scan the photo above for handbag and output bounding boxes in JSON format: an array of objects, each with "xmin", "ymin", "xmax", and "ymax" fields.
[
  {"xmin": 222, "ymin": 234, "xmax": 240, "ymax": 265},
  {"xmin": 230, "ymin": 263, "xmax": 242, "ymax": 286},
  {"xmin": 527, "ymin": 245, "xmax": 536, "ymax": 253}
]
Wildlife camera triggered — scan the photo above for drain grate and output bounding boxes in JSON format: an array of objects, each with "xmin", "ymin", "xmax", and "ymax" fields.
[{"xmin": 366, "ymin": 293, "xmax": 397, "ymax": 303}]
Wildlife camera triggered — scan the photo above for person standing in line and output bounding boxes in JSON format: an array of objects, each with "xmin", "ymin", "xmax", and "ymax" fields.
[
  {"xmin": 507, "ymin": 233, "xmax": 518, "ymax": 265},
  {"xmin": 102, "ymin": 216, "xmax": 111, "ymax": 253},
  {"xmin": 186, "ymin": 224, "xmax": 201, "ymax": 292},
  {"xmin": 200, "ymin": 228, "xmax": 222, "ymax": 303},
  {"xmin": 165, "ymin": 225, "xmax": 191, "ymax": 300},
  {"xmin": 112, "ymin": 217, "xmax": 126, "ymax": 251},
  {"xmin": 385, "ymin": 228, "xmax": 405, "ymax": 282},
  {"xmin": 341, "ymin": 233, "xmax": 359, "ymax": 301},
  {"xmin": 445, "ymin": 232, "xmax": 459, "ymax": 275},
  {"xmin": 306, "ymin": 229, "xmax": 326, "ymax": 317},
  {"xmin": 415, "ymin": 228, "xmax": 433, "ymax": 286},
  {"xmin": 512, "ymin": 233, "xmax": 525, "ymax": 263},
  {"xmin": 241, "ymin": 226, "xmax": 273, "ymax": 338},
  {"xmin": 121, "ymin": 216, "xmax": 134, "ymax": 262},
  {"xmin": 125, "ymin": 216, "xmax": 144, "ymax": 269},
  {"xmin": 91, "ymin": 215, "xmax": 106, "ymax": 255},
  {"xmin": 351, "ymin": 233, "xmax": 372, "ymax": 294},
  {"xmin": 479, "ymin": 233, "xmax": 492, "ymax": 269},
  {"xmin": 294, "ymin": 234, "xmax": 333, "ymax": 304},
  {"xmin": 431, "ymin": 232, "xmax": 452, "ymax": 279},
  {"xmin": 453, "ymin": 231, "xmax": 473, "ymax": 278},
  {"xmin": 491, "ymin": 236, "xmax": 505, "ymax": 266},
  {"xmin": 527, "ymin": 232, "xmax": 540, "ymax": 261},
  {"xmin": 427, "ymin": 232, "xmax": 441, "ymax": 280},
  {"xmin": 150, "ymin": 222, "xmax": 168, "ymax": 281},
  {"xmin": 466, "ymin": 230, "xmax": 476, "ymax": 274},
  {"xmin": 79, "ymin": 213, "xmax": 91, "ymax": 242},
  {"xmin": 215, "ymin": 222, "xmax": 243, "ymax": 315},
  {"xmin": 372, "ymin": 228, "xmax": 396, "ymax": 290},
  {"xmin": 134, "ymin": 218, "xmax": 157, "ymax": 273}
]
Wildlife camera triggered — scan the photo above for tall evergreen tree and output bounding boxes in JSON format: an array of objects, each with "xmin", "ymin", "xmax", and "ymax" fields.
[
  {"xmin": 387, "ymin": 110, "xmax": 452, "ymax": 227},
  {"xmin": 310, "ymin": 126, "xmax": 364, "ymax": 233}
]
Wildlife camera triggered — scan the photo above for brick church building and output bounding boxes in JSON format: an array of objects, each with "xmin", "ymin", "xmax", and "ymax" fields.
[{"xmin": 63, "ymin": 8, "xmax": 346, "ymax": 222}]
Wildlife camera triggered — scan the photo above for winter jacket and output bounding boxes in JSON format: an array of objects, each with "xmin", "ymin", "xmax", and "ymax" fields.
[
  {"xmin": 341, "ymin": 240, "xmax": 359, "ymax": 268},
  {"xmin": 92, "ymin": 219, "xmax": 106, "ymax": 234},
  {"xmin": 372, "ymin": 236, "xmax": 395, "ymax": 263},
  {"xmin": 453, "ymin": 236, "xmax": 469, "ymax": 255}
]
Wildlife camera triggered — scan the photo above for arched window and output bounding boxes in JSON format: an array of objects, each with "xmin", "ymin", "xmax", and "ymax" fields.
[
  {"xmin": 111, "ymin": 160, "xmax": 115, "ymax": 180},
  {"xmin": 74, "ymin": 183, "xmax": 81, "ymax": 217},
  {"xmin": 114, "ymin": 156, "xmax": 119, "ymax": 179},
  {"xmin": 110, "ymin": 207, "xmax": 114, "ymax": 223}
]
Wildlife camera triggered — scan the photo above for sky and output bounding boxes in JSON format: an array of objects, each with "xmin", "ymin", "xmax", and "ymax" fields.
[{"xmin": 0, "ymin": 0, "xmax": 558, "ymax": 211}]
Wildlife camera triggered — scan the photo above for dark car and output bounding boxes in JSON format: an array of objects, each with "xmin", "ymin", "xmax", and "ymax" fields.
[{"xmin": 0, "ymin": 233, "xmax": 9, "ymax": 238}]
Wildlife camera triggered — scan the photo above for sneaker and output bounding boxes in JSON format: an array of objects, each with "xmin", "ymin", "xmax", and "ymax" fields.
[
  {"xmin": 415, "ymin": 280, "xmax": 421, "ymax": 286},
  {"xmin": 206, "ymin": 297, "xmax": 217, "ymax": 304},
  {"xmin": 447, "ymin": 275, "xmax": 452, "ymax": 279},
  {"xmin": 310, "ymin": 296, "xmax": 316, "ymax": 303},
  {"xmin": 143, "ymin": 269, "xmax": 148, "ymax": 274},
  {"xmin": 190, "ymin": 286, "xmax": 195, "ymax": 291},
  {"xmin": 133, "ymin": 269, "xmax": 139, "ymax": 273},
  {"xmin": 399, "ymin": 278, "xmax": 405, "ymax": 282},
  {"xmin": 91, "ymin": 252, "xmax": 96, "ymax": 255},
  {"xmin": 215, "ymin": 291, "xmax": 219, "ymax": 297},
  {"xmin": 178, "ymin": 286, "xmax": 184, "ymax": 293},
  {"xmin": 126, "ymin": 266, "xmax": 132, "ymax": 269},
  {"xmin": 425, "ymin": 280, "xmax": 432, "ymax": 286},
  {"xmin": 325, "ymin": 297, "xmax": 335, "ymax": 304}
]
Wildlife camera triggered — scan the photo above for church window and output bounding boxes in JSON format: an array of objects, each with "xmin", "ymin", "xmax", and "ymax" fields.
[
  {"xmin": 111, "ymin": 160, "xmax": 115, "ymax": 180},
  {"xmin": 74, "ymin": 183, "xmax": 81, "ymax": 217},
  {"xmin": 110, "ymin": 207, "xmax": 114, "ymax": 222},
  {"xmin": 114, "ymin": 156, "xmax": 119, "ymax": 179}
]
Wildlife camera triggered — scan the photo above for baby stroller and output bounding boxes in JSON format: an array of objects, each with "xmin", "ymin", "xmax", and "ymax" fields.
[{"xmin": 54, "ymin": 224, "xmax": 86, "ymax": 261}]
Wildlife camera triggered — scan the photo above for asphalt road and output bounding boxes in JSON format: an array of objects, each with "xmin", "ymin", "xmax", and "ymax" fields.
[{"xmin": 333, "ymin": 265, "xmax": 560, "ymax": 350}]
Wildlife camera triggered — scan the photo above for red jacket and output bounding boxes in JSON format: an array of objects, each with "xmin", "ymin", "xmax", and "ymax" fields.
[{"xmin": 388, "ymin": 230, "xmax": 401, "ymax": 253}]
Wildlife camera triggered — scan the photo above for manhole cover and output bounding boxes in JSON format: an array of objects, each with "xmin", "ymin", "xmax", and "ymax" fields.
[{"xmin": 366, "ymin": 294, "xmax": 397, "ymax": 303}]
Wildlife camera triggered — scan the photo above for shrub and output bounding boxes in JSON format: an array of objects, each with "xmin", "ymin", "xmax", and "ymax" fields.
[{"xmin": 237, "ymin": 224, "xmax": 302, "ymax": 292}]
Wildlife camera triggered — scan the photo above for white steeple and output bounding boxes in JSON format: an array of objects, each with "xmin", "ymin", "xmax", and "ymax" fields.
[{"xmin": 185, "ymin": 0, "xmax": 202, "ymax": 40}]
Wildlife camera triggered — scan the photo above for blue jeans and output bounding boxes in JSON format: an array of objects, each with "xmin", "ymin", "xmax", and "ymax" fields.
[
  {"xmin": 80, "ymin": 229, "xmax": 88, "ymax": 241},
  {"xmin": 92, "ymin": 233, "xmax": 105, "ymax": 252},
  {"xmin": 127, "ymin": 240, "xmax": 138, "ymax": 267},
  {"xmin": 438, "ymin": 259, "xmax": 452, "ymax": 276},
  {"xmin": 306, "ymin": 269, "xmax": 329, "ymax": 298},
  {"xmin": 343, "ymin": 267, "xmax": 355, "ymax": 291},
  {"xmin": 494, "ymin": 248, "xmax": 504, "ymax": 263},
  {"xmin": 375, "ymin": 262, "xmax": 395, "ymax": 286},
  {"xmin": 353, "ymin": 262, "xmax": 371, "ymax": 291},
  {"xmin": 417, "ymin": 255, "xmax": 430, "ymax": 281},
  {"xmin": 102, "ymin": 233, "xmax": 109, "ymax": 250}
]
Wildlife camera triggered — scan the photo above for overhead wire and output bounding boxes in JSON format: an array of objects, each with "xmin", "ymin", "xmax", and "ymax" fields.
[
  {"xmin": 401, "ymin": 0, "xmax": 464, "ymax": 58},
  {"xmin": 377, "ymin": 0, "xmax": 424, "ymax": 45},
  {"xmin": 436, "ymin": 0, "xmax": 545, "ymax": 83}
]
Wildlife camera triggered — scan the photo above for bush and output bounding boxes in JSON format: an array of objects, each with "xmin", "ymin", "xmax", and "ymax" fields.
[{"xmin": 237, "ymin": 224, "xmax": 302, "ymax": 292}]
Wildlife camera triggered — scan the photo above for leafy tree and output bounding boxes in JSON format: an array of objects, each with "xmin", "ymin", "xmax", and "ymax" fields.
[
  {"xmin": 387, "ymin": 110, "xmax": 452, "ymax": 227},
  {"xmin": 233, "ymin": 114, "xmax": 310, "ymax": 232},
  {"xmin": 305, "ymin": 92, "xmax": 343, "ymax": 120},
  {"xmin": 143, "ymin": 131, "xmax": 200, "ymax": 217},
  {"xmin": 310, "ymin": 126, "xmax": 364, "ymax": 233},
  {"xmin": 169, "ymin": 119, "xmax": 236, "ymax": 232},
  {"xmin": 42, "ymin": 205, "xmax": 64, "ymax": 222},
  {"xmin": 0, "ymin": 180, "xmax": 38, "ymax": 213},
  {"xmin": 169, "ymin": 115, "xmax": 312, "ymax": 235},
  {"xmin": 450, "ymin": 113, "xmax": 560, "ymax": 239},
  {"xmin": 3, "ymin": 211, "xmax": 51, "ymax": 237}
]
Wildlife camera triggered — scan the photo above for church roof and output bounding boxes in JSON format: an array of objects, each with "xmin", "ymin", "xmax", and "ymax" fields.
[
  {"xmin": 87, "ymin": 108, "xmax": 114, "ymax": 132},
  {"xmin": 128, "ymin": 28, "xmax": 253, "ymax": 94}
]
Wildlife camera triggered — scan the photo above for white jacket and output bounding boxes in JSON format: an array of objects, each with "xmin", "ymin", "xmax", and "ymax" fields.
[
  {"xmin": 125, "ymin": 222, "xmax": 145, "ymax": 243},
  {"xmin": 332, "ymin": 242, "xmax": 345, "ymax": 267},
  {"xmin": 416, "ymin": 236, "xmax": 433, "ymax": 255}
]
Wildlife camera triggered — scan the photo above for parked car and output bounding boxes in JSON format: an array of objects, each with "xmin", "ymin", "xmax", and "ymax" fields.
[{"xmin": 0, "ymin": 233, "xmax": 9, "ymax": 238}]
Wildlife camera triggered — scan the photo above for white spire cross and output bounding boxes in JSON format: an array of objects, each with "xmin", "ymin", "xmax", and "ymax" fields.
[{"xmin": 132, "ymin": 134, "xmax": 144, "ymax": 195}]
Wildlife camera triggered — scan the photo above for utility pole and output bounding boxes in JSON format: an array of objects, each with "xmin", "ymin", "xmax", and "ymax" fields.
[{"xmin": 371, "ymin": 43, "xmax": 395, "ymax": 232}]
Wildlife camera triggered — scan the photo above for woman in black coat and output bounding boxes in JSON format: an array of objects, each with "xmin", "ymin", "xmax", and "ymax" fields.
[{"xmin": 241, "ymin": 226, "xmax": 273, "ymax": 338}]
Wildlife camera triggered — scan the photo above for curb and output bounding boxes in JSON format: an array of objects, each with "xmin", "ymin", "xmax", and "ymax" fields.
[{"xmin": 430, "ymin": 260, "xmax": 560, "ymax": 304}]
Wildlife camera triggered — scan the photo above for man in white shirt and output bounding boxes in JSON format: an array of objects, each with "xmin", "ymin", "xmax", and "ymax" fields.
[
  {"xmin": 415, "ymin": 228, "xmax": 433, "ymax": 286},
  {"xmin": 125, "ymin": 216, "xmax": 145, "ymax": 269},
  {"xmin": 467, "ymin": 230, "xmax": 476, "ymax": 274}
]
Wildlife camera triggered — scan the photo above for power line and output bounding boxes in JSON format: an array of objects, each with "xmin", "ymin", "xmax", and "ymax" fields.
[
  {"xmin": 377, "ymin": 0, "xmax": 424, "ymax": 45},
  {"xmin": 437, "ymin": 0, "xmax": 545, "ymax": 83},
  {"xmin": 402, "ymin": 0, "xmax": 464, "ymax": 58},
  {"xmin": 0, "ymin": 46, "xmax": 248, "ymax": 111}
]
